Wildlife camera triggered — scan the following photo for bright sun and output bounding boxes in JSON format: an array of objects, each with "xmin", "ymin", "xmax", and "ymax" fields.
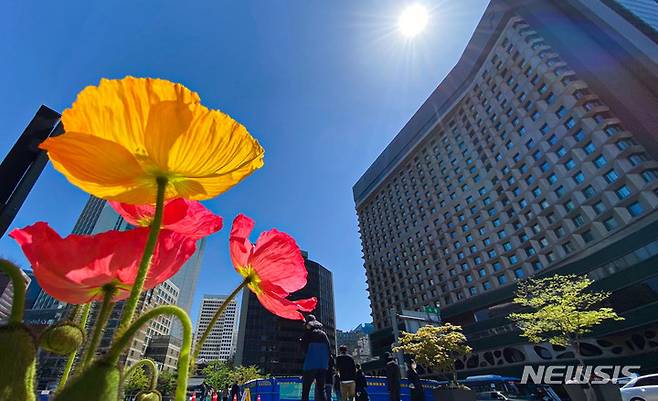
[{"xmin": 398, "ymin": 4, "xmax": 429, "ymax": 38}]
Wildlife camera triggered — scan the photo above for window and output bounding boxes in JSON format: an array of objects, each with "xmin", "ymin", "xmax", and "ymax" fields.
[
  {"xmin": 548, "ymin": 173, "xmax": 558, "ymax": 184},
  {"xmin": 483, "ymin": 281, "xmax": 492, "ymax": 290},
  {"xmin": 573, "ymin": 214, "xmax": 585, "ymax": 227},
  {"xmin": 583, "ymin": 142, "xmax": 596, "ymax": 155},
  {"xmin": 548, "ymin": 134, "xmax": 558, "ymax": 145},
  {"xmin": 627, "ymin": 201, "xmax": 644, "ymax": 217},
  {"xmin": 539, "ymin": 237, "xmax": 549, "ymax": 248},
  {"xmin": 508, "ymin": 254, "xmax": 519, "ymax": 264},
  {"xmin": 540, "ymin": 161, "xmax": 550, "ymax": 172},
  {"xmin": 573, "ymin": 171, "xmax": 585, "ymax": 184},
  {"xmin": 562, "ymin": 241, "xmax": 575, "ymax": 254},
  {"xmin": 629, "ymin": 153, "xmax": 648, "ymax": 166},
  {"xmin": 555, "ymin": 185, "xmax": 566, "ymax": 197},
  {"xmin": 540, "ymin": 123, "xmax": 550, "ymax": 135},
  {"xmin": 642, "ymin": 169, "xmax": 658, "ymax": 183},
  {"xmin": 593, "ymin": 201, "xmax": 606, "ymax": 215},
  {"xmin": 497, "ymin": 230, "xmax": 507, "ymax": 239},
  {"xmin": 604, "ymin": 217, "xmax": 619, "ymax": 231},
  {"xmin": 582, "ymin": 230, "xmax": 595, "ymax": 243},
  {"xmin": 503, "ymin": 242, "xmax": 513, "ymax": 251},
  {"xmin": 564, "ymin": 199, "xmax": 575, "ymax": 211},
  {"xmin": 574, "ymin": 129, "xmax": 585, "ymax": 142},
  {"xmin": 532, "ymin": 187, "xmax": 542, "ymax": 197},
  {"xmin": 615, "ymin": 185, "xmax": 632, "ymax": 200},
  {"xmin": 497, "ymin": 274, "xmax": 508, "ymax": 285},
  {"xmin": 593, "ymin": 155, "xmax": 607, "ymax": 168},
  {"xmin": 604, "ymin": 169, "xmax": 619, "ymax": 183},
  {"xmin": 565, "ymin": 159, "xmax": 576, "ymax": 170},
  {"xmin": 556, "ymin": 106, "xmax": 567, "ymax": 118},
  {"xmin": 514, "ymin": 268, "xmax": 525, "ymax": 278},
  {"xmin": 557, "ymin": 147, "xmax": 567, "ymax": 157},
  {"xmin": 565, "ymin": 118, "xmax": 576, "ymax": 129},
  {"xmin": 583, "ymin": 185, "xmax": 596, "ymax": 199},
  {"xmin": 493, "ymin": 261, "xmax": 502, "ymax": 271},
  {"xmin": 532, "ymin": 260, "xmax": 544, "ymax": 271},
  {"xmin": 478, "ymin": 268, "xmax": 487, "ymax": 277}
]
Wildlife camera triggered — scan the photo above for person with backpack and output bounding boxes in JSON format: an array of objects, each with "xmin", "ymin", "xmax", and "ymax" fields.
[
  {"xmin": 300, "ymin": 315, "xmax": 331, "ymax": 401},
  {"xmin": 336, "ymin": 345, "xmax": 357, "ymax": 401}
]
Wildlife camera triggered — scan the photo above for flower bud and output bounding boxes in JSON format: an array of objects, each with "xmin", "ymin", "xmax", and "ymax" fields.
[
  {"xmin": 40, "ymin": 322, "xmax": 85, "ymax": 355},
  {"xmin": 136, "ymin": 389, "xmax": 163, "ymax": 401},
  {"xmin": 0, "ymin": 323, "xmax": 37, "ymax": 401},
  {"xmin": 53, "ymin": 360, "xmax": 121, "ymax": 401}
]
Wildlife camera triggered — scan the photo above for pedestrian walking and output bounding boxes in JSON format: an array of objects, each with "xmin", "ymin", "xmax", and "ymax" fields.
[
  {"xmin": 323, "ymin": 355, "xmax": 336, "ymax": 401},
  {"xmin": 406, "ymin": 360, "xmax": 424, "ymax": 401},
  {"xmin": 384, "ymin": 353, "xmax": 401, "ymax": 401},
  {"xmin": 230, "ymin": 381, "xmax": 240, "ymax": 401},
  {"xmin": 355, "ymin": 364, "xmax": 369, "ymax": 401},
  {"xmin": 336, "ymin": 345, "xmax": 357, "ymax": 401},
  {"xmin": 300, "ymin": 315, "xmax": 331, "ymax": 401},
  {"xmin": 222, "ymin": 385, "xmax": 229, "ymax": 401}
]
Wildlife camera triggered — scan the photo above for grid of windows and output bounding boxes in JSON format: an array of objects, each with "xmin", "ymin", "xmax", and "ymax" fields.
[{"xmin": 356, "ymin": 16, "xmax": 658, "ymax": 329}]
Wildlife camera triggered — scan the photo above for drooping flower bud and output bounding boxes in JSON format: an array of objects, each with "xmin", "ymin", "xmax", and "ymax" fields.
[
  {"xmin": 53, "ymin": 360, "xmax": 121, "ymax": 401},
  {"xmin": 0, "ymin": 323, "xmax": 37, "ymax": 401},
  {"xmin": 136, "ymin": 389, "xmax": 163, "ymax": 401},
  {"xmin": 40, "ymin": 322, "xmax": 85, "ymax": 355}
]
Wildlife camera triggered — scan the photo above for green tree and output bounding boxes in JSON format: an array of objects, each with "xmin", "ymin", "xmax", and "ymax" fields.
[
  {"xmin": 157, "ymin": 370, "xmax": 177, "ymax": 397},
  {"xmin": 393, "ymin": 324, "xmax": 472, "ymax": 386},
  {"xmin": 124, "ymin": 364, "xmax": 150, "ymax": 395},
  {"xmin": 202, "ymin": 361, "xmax": 263, "ymax": 391},
  {"xmin": 509, "ymin": 274, "xmax": 623, "ymax": 364}
]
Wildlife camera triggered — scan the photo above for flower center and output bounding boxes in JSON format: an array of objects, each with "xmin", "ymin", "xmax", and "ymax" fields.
[{"xmin": 237, "ymin": 265, "xmax": 262, "ymax": 295}]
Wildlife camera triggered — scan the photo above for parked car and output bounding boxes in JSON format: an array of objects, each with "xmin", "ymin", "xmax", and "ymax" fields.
[
  {"xmin": 477, "ymin": 391, "xmax": 509, "ymax": 400},
  {"xmin": 621, "ymin": 374, "xmax": 658, "ymax": 401}
]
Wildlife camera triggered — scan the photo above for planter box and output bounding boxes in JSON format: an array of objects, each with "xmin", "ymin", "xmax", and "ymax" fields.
[{"xmin": 431, "ymin": 388, "xmax": 476, "ymax": 401}]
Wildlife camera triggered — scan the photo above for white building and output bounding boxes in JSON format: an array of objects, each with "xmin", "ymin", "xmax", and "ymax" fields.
[{"xmin": 195, "ymin": 294, "xmax": 239, "ymax": 363}]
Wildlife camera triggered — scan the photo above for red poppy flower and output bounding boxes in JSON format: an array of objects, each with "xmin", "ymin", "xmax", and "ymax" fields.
[
  {"xmin": 230, "ymin": 214, "xmax": 317, "ymax": 320},
  {"xmin": 10, "ymin": 222, "xmax": 196, "ymax": 304},
  {"xmin": 109, "ymin": 198, "xmax": 222, "ymax": 239}
]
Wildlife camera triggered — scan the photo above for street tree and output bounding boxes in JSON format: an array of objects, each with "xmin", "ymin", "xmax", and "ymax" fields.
[
  {"xmin": 509, "ymin": 274, "xmax": 623, "ymax": 364},
  {"xmin": 202, "ymin": 360, "xmax": 263, "ymax": 391},
  {"xmin": 393, "ymin": 323, "xmax": 472, "ymax": 386}
]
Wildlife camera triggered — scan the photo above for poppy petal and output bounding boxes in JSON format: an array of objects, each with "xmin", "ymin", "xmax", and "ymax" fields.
[
  {"xmin": 109, "ymin": 199, "xmax": 222, "ymax": 239},
  {"xmin": 9, "ymin": 223, "xmax": 195, "ymax": 304},
  {"xmin": 251, "ymin": 229, "xmax": 307, "ymax": 293},
  {"xmin": 256, "ymin": 292, "xmax": 317, "ymax": 321},
  {"xmin": 61, "ymin": 76, "xmax": 200, "ymax": 154},
  {"xmin": 229, "ymin": 214, "xmax": 255, "ymax": 271},
  {"xmin": 40, "ymin": 132, "xmax": 155, "ymax": 203}
]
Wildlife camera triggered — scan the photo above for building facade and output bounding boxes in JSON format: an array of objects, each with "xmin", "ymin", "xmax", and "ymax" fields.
[
  {"xmin": 194, "ymin": 294, "xmax": 239, "ymax": 363},
  {"xmin": 235, "ymin": 252, "xmax": 336, "ymax": 375},
  {"xmin": 354, "ymin": 0, "xmax": 658, "ymax": 375},
  {"xmin": 0, "ymin": 268, "xmax": 30, "ymax": 322},
  {"xmin": 170, "ymin": 238, "xmax": 205, "ymax": 340},
  {"xmin": 145, "ymin": 335, "xmax": 182, "ymax": 372}
]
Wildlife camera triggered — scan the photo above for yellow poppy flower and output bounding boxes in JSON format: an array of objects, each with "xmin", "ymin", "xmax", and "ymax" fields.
[{"xmin": 40, "ymin": 77, "xmax": 264, "ymax": 204}]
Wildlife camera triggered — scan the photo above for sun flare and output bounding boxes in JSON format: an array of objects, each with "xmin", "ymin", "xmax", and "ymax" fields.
[{"xmin": 398, "ymin": 4, "xmax": 429, "ymax": 38}]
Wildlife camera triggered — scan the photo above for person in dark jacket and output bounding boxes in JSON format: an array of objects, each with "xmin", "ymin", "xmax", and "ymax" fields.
[
  {"xmin": 230, "ymin": 381, "xmax": 240, "ymax": 401},
  {"xmin": 336, "ymin": 345, "xmax": 357, "ymax": 401},
  {"xmin": 406, "ymin": 360, "xmax": 424, "ymax": 401},
  {"xmin": 322, "ymin": 355, "xmax": 336, "ymax": 401},
  {"xmin": 300, "ymin": 315, "xmax": 331, "ymax": 401},
  {"xmin": 355, "ymin": 364, "xmax": 369, "ymax": 401},
  {"xmin": 384, "ymin": 353, "xmax": 401, "ymax": 401}
]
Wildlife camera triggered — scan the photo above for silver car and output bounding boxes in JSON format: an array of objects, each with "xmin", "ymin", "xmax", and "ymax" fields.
[{"xmin": 621, "ymin": 374, "xmax": 658, "ymax": 401}]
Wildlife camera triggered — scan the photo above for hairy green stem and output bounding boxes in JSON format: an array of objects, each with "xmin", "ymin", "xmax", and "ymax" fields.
[
  {"xmin": 117, "ymin": 176, "xmax": 167, "ymax": 332},
  {"xmin": 82, "ymin": 286, "xmax": 116, "ymax": 368},
  {"xmin": 0, "ymin": 259, "xmax": 26, "ymax": 323},
  {"xmin": 57, "ymin": 303, "xmax": 91, "ymax": 392},
  {"xmin": 107, "ymin": 305, "xmax": 192, "ymax": 401},
  {"xmin": 192, "ymin": 279, "xmax": 248, "ymax": 364},
  {"xmin": 125, "ymin": 358, "xmax": 158, "ymax": 390}
]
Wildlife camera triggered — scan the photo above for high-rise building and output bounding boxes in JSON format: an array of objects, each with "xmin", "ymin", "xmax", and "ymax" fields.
[
  {"xmin": 607, "ymin": 0, "xmax": 658, "ymax": 34},
  {"xmin": 235, "ymin": 252, "xmax": 336, "ymax": 375},
  {"xmin": 0, "ymin": 106, "xmax": 61, "ymax": 237},
  {"xmin": 0, "ymin": 268, "xmax": 30, "ymax": 322},
  {"xmin": 24, "ymin": 270, "xmax": 40, "ymax": 310},
  {"xmin": 354, "ymin": 0, "xmax": 658, "ymax": 375},
  {"xmin": 170, "ymin": 238, "xmax": 205, "ymax": 340},
  {"xmin": 145, "ymin": 335, "xmax": 182, "ymax": 372},
  {"xmin": 194, "ymin": 294, "xmax": 239, "ymax": 363}
]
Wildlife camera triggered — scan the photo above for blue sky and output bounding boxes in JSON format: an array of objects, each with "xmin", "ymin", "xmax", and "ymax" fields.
[{"xmin": 0, "ymin": 0, "xmax": 489, "ymax": 330}]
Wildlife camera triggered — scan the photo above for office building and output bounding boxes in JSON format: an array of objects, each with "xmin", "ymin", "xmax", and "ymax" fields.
[
  {"xmin": 0, "ymin": 106, "xmax": 61, "ymax": 237},
  {"xmin": 0, "ymin": 268, "xmax": 30, "ymax": 322},
  {"xmin": 354, "ymin": 0, "xmax": 658, "ymax": 375},
  {"xmin": 235, "ymin": 252, "xmax": 336, "ymax": 375},
  {"xmin": 24, "ymin": 270, "xmax": 40, "ymax": 309},
  {"xmin": 194, "ymin": 294, "xmax": 239, "ymax": 363},
  {"xmin": 145, "ymin": 335, "xmax": 182, "ymax": 372},
  {"xmin": 170, "ymin": 239, "xmax": 205, "ymax": 340}
]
